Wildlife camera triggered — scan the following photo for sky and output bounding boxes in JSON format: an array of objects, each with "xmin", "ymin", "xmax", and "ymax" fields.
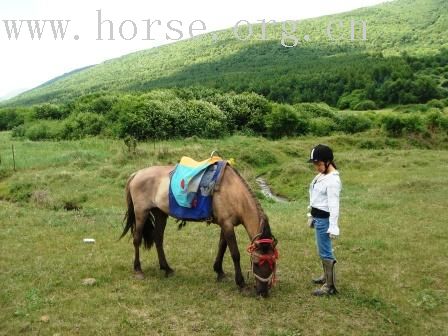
[{"xmin": 0, "ymin": 0, "xmax": 390, "ymax": 100}]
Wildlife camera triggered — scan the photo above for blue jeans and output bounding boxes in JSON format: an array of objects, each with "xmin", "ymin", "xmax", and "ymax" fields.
[{"xmin": 313, "ymin": 217, "xmax": 335, "ymax": 260}]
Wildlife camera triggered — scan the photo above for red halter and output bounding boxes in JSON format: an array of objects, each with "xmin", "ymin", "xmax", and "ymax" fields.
[{"xmin": 246, "ymin": 238, "xmax": 279, "ymax": 287}]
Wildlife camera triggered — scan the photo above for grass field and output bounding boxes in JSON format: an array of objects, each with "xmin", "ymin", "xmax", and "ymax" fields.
[{"xmin": 0, "ymin": 130, "xmax": 447, "ymax": 335}]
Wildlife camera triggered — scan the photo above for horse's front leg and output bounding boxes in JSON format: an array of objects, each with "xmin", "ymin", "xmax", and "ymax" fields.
[
  {"xmin": 213, "ymin": 229, "xmax": 227, "ymax": 281},
  {"xmin": 223, "ymin": 225, "xmax": 245, "ymax": 288}
]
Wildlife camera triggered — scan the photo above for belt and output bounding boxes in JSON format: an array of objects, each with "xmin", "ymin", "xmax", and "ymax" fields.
[{"xmin": 311, "ymin": 207, "xmax": 330, "ymax": 218}]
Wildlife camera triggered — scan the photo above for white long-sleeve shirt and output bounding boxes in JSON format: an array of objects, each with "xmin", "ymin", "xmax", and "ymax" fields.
[{"xmin": 309, "ymin": 170, "xmax": 342, "ymax": 236}]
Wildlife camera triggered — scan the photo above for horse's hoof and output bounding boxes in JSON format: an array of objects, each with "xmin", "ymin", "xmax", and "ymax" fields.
[
  {"xmin": 217, "ymin": 273, "xmax": 226, "ymax": 282},
  {"xmin": 134, "ymin": 272, "xmax": 145, "ymax": 280},
  {"xmin": 164, "ymin": 269, "xmax": 175, "ymax": 277}
]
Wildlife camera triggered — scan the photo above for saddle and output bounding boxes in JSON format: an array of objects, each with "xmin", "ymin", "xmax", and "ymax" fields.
[{"xmin": 168, "ymin": 156, "xmax": 228, "ymax": 221}]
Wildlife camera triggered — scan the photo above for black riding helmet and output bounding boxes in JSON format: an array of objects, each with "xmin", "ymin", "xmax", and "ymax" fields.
[
  {"xmin": 307, "ymin": 144, "xmax": 334, "ymax": 163},
  {"xmin": 307, "ymin": 144, "xmax": 336, "ymax": 173}
]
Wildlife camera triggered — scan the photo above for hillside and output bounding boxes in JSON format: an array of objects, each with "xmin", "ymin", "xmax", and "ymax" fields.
[{"xmin": 3, "ymin": 0, "xmax": 448, "ymax": 107}]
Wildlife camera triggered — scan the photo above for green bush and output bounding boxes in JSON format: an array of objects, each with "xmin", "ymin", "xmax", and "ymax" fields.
[
  {"xmin": 337, "ymin": 90, "xmax": 366, "ymax": 110},
  {"xmin": 403, "ymin": 114, "xmax": 425, "ymax": 134},
  {"xmin": 11, "ymin": 124, "xmax": 26, "ymax": 137},
  {"xmin": 309, "ymin": 117, "xmax": 336, "ymax": 136},
  {"xmin": 88, "ymin": 95, "xmax": 117, "ymax": 114},
  {"xmin": 441, "ymin": 98, "xmax": 448, "ymax": 107},
  {"xmin": 61, "ymin": 112, "xmax": 106, "ymax": 139},
  {"xmin": 209, "ymin": 92, "xmax": 270, "ymax": 133},
  {"xmin": 336, "ymin": 113, "xmax": 372, "ymax": 134},
  {"xmin": 393, "ymin": 104, "xmax": 430, "ymax": 113},
  {"xmin": 172, "ymin": 99, "xmax": 228, "ymax": 138},
  {"xmin": 8, "ymin": 181, "xmax": 34, "ymax": 202},
  {"xmin": 117, "ymin": 100, "xmax": 173, "ymax": 140},
  {"xmin": 382, "ymin": 114, "xmax": 406, "ymax": 137},
  {"xmin": 265, "ymin": 104, "xmax": 306, "ymax": 138},
  {"xmin": 294, "ymin": 102, "xmax": 336, "ymax": 118},
  {"xmin": 425, "ymin": 111, "xmax": 448, "ymax": 132},
  {"xmin": 382, "ymin": 113, "xmax": 425, "ymax": 137},
  {"xmin": 115, "ymin": 96, "xmax": 229, "ymax": 140},
  {"xmin": 0, "ymin": 109, "xmax": 26, "ymax": 130},
  {"xmin": 34, "ymin": 103, "xmax": 67, "ymax": 119},
  {"xmin": 353, "ymin": 100, "xmax": 378, "ymax": 111},
  {"xmin": 427, "ymin": 99, "xmax": 444, "ymax": 110},
  {"xmin": 24, "ymin": 120, "xmax": 63, "ymax": 140}
]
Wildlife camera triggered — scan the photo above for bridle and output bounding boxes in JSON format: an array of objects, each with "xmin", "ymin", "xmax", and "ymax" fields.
[{"xmin": 246, "ymin": 234, "xmax": 279, "ymax": 288}]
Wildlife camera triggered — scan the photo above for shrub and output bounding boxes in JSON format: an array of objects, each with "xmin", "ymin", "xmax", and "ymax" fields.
[
  {"xmin": 0, "ymin": 109, "xmax": 25, "ymax": 130},
  {"xmin": 353, "ymin": 100, "xmax": 377, "ymax": 111},
  {"xmin": 34, "ymin": 103, "xmax": 67, "ymax": 119},
  {"xmin": 382, "ymin": 114, "xmax": 406, "ymax": 137},
  {"xmin": 88, "ymin": 95, "xmax": 117, "ymax": 114},
  {"xmin": 173, "ymin": 100, "xmax": 228, "ymax": 138},
  {"xmin": 425, "ymin": 111, "xmax": 448, "ymax": 132},
  {"xmin": 402, "ymin": 114, "xmax": 425, "ymax": 134},
  {"xmin": 8, "ymin": 181, "xmax": 34, "ymax": 202},
  {"xmin": 393, "ymin": 104, "xmax": 430, "ymax": 113},
  {"xmin": 24, "ymin": 120, "xmax": 63, "ymax": 140},
  {"xmin": 61, "ymin": 112, "xmax": 106, "ymax": 139},
  {"xmin": 118, "ymin": 100, "xmax": 173, "ymax": 140},
  {"xmin": 382, "ymin": 113, "xmax": 425, "ymax": 137},
  {"xmin": 209, "ymin": 92, "xmax": 270, "ymax": 133},
  {"xmin": 427, "ymin": 99, "xmax": 444, "ymax": 110},
  {"xmin": 294, "ymin": 102, "xmax": 336, "ymax": 118},
  {"xmin": 309, "ymin": 117, "xmax": 336, "ymax": 136},
  {"xmin": 265, "ymin": 104, "xmax": 305, "ymax": 138},
  {"xmin": 337, "ymin": 89, "xmax": 366, "ymax": 110},
  {"xmin": 11, "ymin": 125, "xmax": 26, "ymax": 138},
  {"xmin": 336, "ymin": 113, "xmax": 372, "ymax": 134},
  {"xmin": 441, "ymin": 98, "xmax": 448, "ymax": 107}
]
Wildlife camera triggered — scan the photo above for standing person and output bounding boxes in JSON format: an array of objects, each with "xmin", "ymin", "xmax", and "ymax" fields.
[{"xmin": 307, "ymin": 144, "xmax": 342, "ymax": 296}]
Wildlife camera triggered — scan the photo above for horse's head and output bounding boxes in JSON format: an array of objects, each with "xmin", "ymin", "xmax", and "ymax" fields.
[{"xmin": 247, "ymin": 235, "xmax": 279, "ymax": 298}]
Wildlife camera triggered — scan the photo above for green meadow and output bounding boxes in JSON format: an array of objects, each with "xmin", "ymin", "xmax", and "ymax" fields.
[{"xmin": 0, "ymin": 130, "xmax": 447, "ymax": 335}]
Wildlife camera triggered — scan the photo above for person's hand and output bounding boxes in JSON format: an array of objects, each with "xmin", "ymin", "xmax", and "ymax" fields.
[
  {"xmin": 329, "ymin": 234, "xmax": 338, "ymax": 239},
  {"xmin": 307, "ymin": 213, "xmax": 314, "ymax": 228}
]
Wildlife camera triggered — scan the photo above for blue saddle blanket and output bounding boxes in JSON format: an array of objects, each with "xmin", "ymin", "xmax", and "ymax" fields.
[{"xmin": 169, "ymin": 160, "xmax": 226, "ymax": 220}]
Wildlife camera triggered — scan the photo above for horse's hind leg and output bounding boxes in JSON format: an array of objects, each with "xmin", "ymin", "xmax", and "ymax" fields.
[
  {"xmin": 153, "ymin": 208, "xmax": 174, "ymax": 277},
  {"xmin": 213, "ymin": 229, "xmax": 227, "ymax": 281},
  {"xmin": 133, "ymin": 208, "xmax": 148, "ymax": 280}
]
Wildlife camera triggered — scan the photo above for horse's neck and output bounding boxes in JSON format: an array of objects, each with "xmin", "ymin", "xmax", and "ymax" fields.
[
  {"xmin": 240, "ymin": 193, "xmax": 263, "ymax": 241},
  {"xmin": 228, "ymin": 166, "xmax": 262, "ymax": 241}
]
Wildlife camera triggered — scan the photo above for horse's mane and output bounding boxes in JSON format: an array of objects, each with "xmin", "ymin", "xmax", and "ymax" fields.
[{"xmin": 228, "ymin": 165, "xmax": 273, "ymax": 240}]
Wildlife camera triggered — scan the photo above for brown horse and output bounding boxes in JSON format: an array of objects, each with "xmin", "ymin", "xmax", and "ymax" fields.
[{"xmin": 120, "ymin": 163, "xmax": 278, "ymax": 297}]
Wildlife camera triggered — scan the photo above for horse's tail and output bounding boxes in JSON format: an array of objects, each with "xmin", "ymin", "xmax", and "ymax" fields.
[
  {"xmin": 120, "ymin": 172, "xmax": 155, "ymax": 250},
  {"xmin": 120, "ymin": 172, "xmax": 137, "ymax": 240}
]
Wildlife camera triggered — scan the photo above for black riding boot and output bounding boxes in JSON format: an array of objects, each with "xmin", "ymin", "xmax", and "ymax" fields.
[
  {"xmin": 312, "ymin": 259, "xmax": 338, "ymax": 296},
  {"xmin": 311, "ymin": 260, "xmax": 326, "ymax": 284}
]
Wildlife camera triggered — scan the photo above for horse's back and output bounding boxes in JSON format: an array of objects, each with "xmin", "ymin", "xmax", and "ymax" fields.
[{"xmin": 129, "ymin": 165, "xmax": 174, "ymax": 213}]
